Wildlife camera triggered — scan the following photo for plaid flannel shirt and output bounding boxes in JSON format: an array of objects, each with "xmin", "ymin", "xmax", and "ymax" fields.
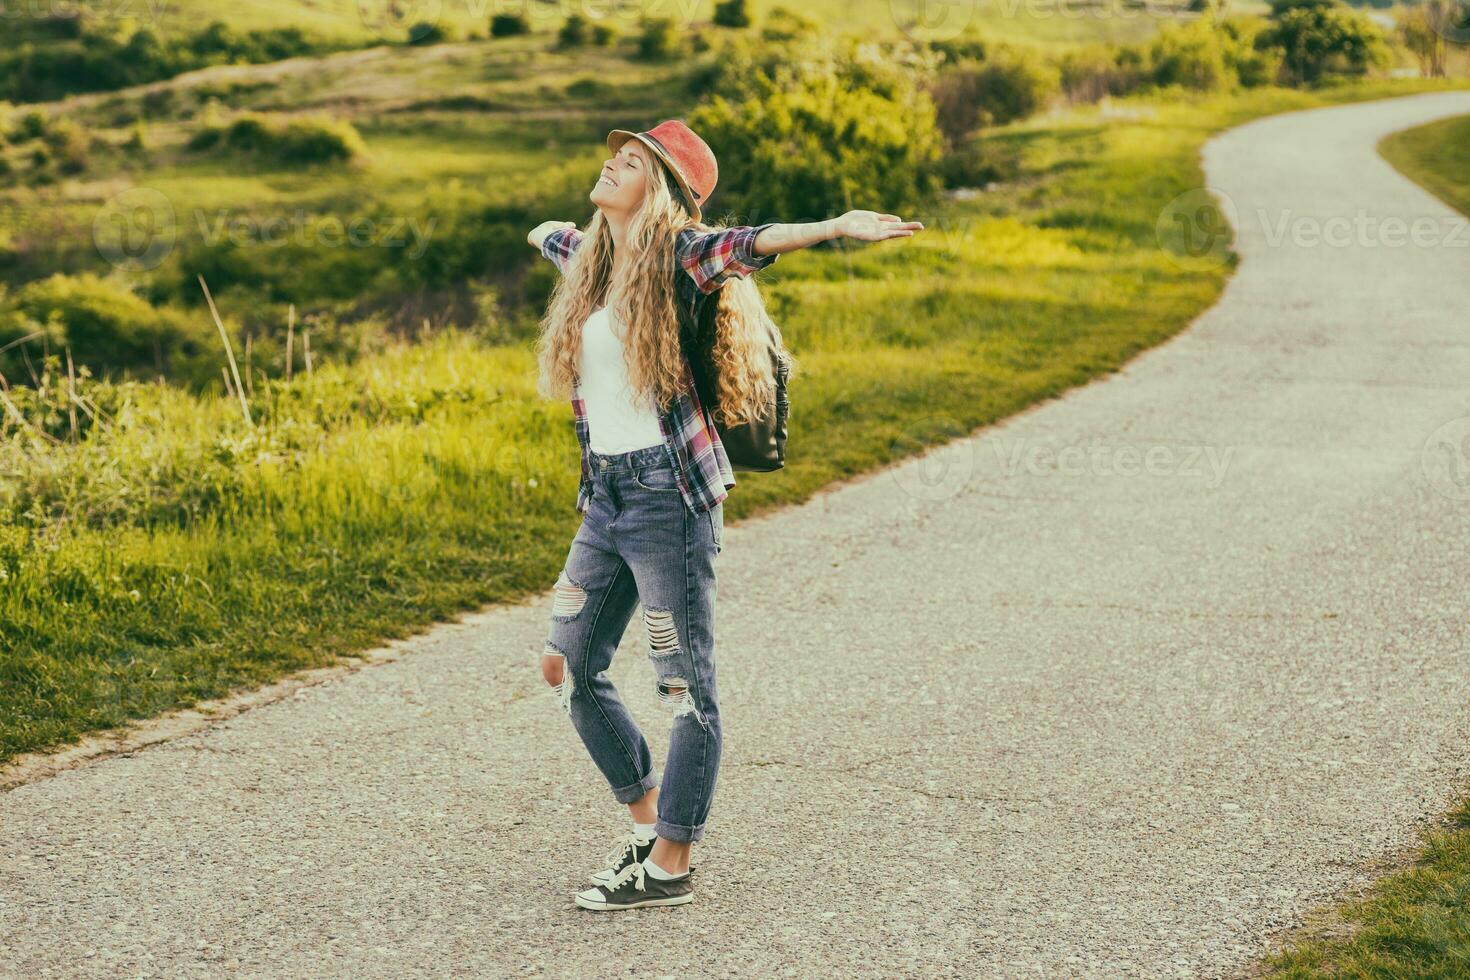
[{"xmin": 539, "ymin": 223, "xmax": 781, "ymax": 515}]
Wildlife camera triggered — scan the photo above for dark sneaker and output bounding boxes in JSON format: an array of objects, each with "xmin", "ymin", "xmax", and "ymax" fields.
[
  {"xmin": 589, "ymin": 832, "xmax": 696, "ymax": 885},
  {"xmin": 575, "ymin": 859, "xmax": 694, "ymax": 911}
]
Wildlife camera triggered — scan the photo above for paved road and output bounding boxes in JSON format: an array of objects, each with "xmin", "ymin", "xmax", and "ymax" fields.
[{"xmin": 5, "ymin": 92, "xmax": 1470, "ymax": 978}]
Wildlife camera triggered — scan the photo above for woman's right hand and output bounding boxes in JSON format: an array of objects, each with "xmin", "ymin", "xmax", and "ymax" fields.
[{"xmin": 528, "ymin": 220, "xmax": 578, "ymax": 249}]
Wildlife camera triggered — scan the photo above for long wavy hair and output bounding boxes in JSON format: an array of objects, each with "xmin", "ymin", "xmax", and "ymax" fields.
[{"xmin": 535, "ymin": 152, "xmax": 797, "ymax": 427}]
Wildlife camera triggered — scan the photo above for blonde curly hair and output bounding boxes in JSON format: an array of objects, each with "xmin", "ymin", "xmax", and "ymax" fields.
[{"xmin": 535, "ymin": 152, "xmax": 797, "ymax": 427}]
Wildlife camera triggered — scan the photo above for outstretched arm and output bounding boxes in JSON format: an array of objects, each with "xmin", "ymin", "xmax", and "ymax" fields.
[{"xmin": 752, "ymin": 210, "xmax": 925, "ymax": 256}]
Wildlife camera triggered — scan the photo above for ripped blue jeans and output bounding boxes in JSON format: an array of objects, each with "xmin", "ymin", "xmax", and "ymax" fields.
[{"xmin": 543, "ymin": 442, "xmax": 724, "ymax": 844}]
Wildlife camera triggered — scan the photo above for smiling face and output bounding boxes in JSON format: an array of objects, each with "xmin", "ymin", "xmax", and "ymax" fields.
[{"xmin": 590, "ymin": 138, "xmax": 657, "ymax": 216}]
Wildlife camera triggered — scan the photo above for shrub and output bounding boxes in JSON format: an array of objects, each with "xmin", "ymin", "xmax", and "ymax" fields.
[
  {"xmin": 42, "ymin": 118, "xmax": 90, "ymax": 174},
  {"xmin": 1255, "ymin": 0, "xmax": 1391, "ymax": 85},
  {"xmin": 189, "ymin": 113, "xmax": 369, "ymax": 166},
  {"xmin": 407, "ymin": 21, "xmax": 448, "ymax": 45},
  {"xmin": 557, "ymin": 14, "xmax": 589, "ymax": 47},
  {"xmin": 3, "ymin": 274, "xmax": 206, "ymax": 380},
  {"xmin": 1149, "ymin": 20, "xmax": 1231, "ymax": 90},
  {"xmin": 760, "ymin": 6, "xmax": 820, "ymax": 42},
  {"xmin": 930, "ymin": 46, "xmax": 1058, "ymax": 137},
  {"xmin": 713, "ymin": 0, "xmax": 751, "ymax": 28},
  {"xmin": 688, "ymin": 57, "xmax": 944, "ymax": 221},
  {"xmin": 490, "ymin": 13, "xmax": 530, "ymax": 37},
  {"xmin": 0, "ymin": 19, "xmax": 345, "ymax": 104},
  {"xmin": 591, "ymin": 24, "xmax": 616, "ymax": 45},
  {"xmin": 1056, "ymin": 44, "xmax": 1151, "ymax": 102},
  {"xmin": 637, "ymin": 17, "xmax": 681, "ymax": 60},
  {"xmin": 937, "ymin": 137, "xmax": 1022, "ymax": 189}
]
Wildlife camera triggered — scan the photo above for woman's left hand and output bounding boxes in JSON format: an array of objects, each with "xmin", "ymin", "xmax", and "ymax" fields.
[{"xmin": 828, "ymin": 210, "xmax": 925, "ymax": 243}]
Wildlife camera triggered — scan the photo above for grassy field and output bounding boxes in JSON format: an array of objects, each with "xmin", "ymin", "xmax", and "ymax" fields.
[
  {"xmin": 68, "ymin": 0, "xmax": 1222, "ymax": 46},
  {"xmin": 1246, "ymin": 113, "xmax": 1470, "ymax": 979},
  {"xmin": 1379, "ymin": 112, "xmax": 1470, "ymax": 215},
  {"xmin": 4, "ymin": 74, "xmax": 1468, "ymax": 765}
]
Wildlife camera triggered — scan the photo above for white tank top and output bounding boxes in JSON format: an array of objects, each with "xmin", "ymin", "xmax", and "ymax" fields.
[{"xmin": 578, "ymin": 305, "xmax": 665, "ymax": 454}]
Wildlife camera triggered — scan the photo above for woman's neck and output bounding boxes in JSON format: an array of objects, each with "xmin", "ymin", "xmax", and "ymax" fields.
[{"xmin": 602, "ymin": 208, "xmax": 630, "ymax": 282}]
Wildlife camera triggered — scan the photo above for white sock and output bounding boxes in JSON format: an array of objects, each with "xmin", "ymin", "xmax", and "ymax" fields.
[
  {"xmin": 642, "ymin": 856, "xmax": 684, "ymax": 880},
  {"xmin": 632, "ymin": 820, "xmax": 657, "ymax": 839}
]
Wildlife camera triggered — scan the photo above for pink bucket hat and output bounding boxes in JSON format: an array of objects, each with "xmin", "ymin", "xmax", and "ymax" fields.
[{"xmin": 606, "ymin": 119, "xmax": 718, "ymax": 222}]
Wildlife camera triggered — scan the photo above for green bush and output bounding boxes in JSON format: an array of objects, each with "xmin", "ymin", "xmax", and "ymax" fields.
[
  {"xmin": 1, "ymin": 275, "xmax": 208, "ymax": 381},
  {"xmin": 1055, "ymin": 44, "xmax": 1151, "ymax": 102},
  {"xmin": 930, "ymin": 46, "xmax": 1058, "ymax": 137},
  {"xmin": 1255, "ymin": 0, "xmax": 1391, "ymax": 85},
  {"xmin": 760, "ymin": 6, "xmax": 820, "ymax": 42},
  {"xmin": 407, "ymin": 21, "xmax": 448, "ymax": 45},
  {"xmin": 591, "ymin": 24, "xmax": 616, "ymax": 45},
  {"xmin": 490, "ymin": 13, "xmax": 530, "ymax": 37},
  {"xmin": 557, "ymin": 14, "xmax": 589, "ymax": 47},
  {"xmin": 637, "ymin": 17, "xmax": 682, "ymax": 60},
  {"xmin": 1149, "ymin": 20, "xmax": 1231, "ymax": 90},
  {"xmin": 0, "ymin": 19, "xmax": 346, "ymax": 104},
  {"xmin": 713, "ymin": 0, "xmax": 751, "ymax": 28},
  {"xmin": 688, "ymin": 54, "xmax": 944, "ymax": 221},
  {"xmin": 189, "ymin": 113, "xmax": 369, "ymax": 167}
]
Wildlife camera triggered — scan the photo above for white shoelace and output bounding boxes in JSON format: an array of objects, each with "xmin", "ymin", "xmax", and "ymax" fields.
[
  {"xmin": 603, "ymin": 856, "xmax": 648, "ymax": 893},
  {"xmin": 600, "ymin": 832, "xmax": 652, "ymax": 876}
]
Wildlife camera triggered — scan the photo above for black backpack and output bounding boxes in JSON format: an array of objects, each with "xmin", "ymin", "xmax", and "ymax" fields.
[{"xmin": 674, "ymin": 275, "xmax": 790, "ymax": 473}]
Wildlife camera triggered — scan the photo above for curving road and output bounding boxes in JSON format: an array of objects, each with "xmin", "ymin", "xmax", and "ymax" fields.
[{"xmin": 4, "ymin": 92, "xmax": 1470, "ymax": 978}]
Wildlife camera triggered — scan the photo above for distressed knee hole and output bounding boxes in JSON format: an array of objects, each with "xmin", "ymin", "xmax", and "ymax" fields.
[
  {"xmin": 657, "ymin": 678, "xmax": 708, "ymax": 728},
  {"xmin": 552, "ymin": 570, "xmax": 587, "ymax": 618},
  {"xmin": 542, "ymin": 640, "xmax": 573, "ymax": 713},
  {"xmin": 644, "ymin": 608, "xmax": 679, "ymax": 659}
]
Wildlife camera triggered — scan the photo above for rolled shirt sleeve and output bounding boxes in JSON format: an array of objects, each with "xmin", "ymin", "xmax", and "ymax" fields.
[
  {"xmin": 676, "ymin": 223, "xmax": 782, "ymax": 294},
  {"xmin": 540, "ymin": 227, "xmax": 584, "ymax": 273}
]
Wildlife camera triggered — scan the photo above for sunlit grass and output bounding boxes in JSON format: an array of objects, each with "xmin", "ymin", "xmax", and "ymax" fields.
[{"xmin": 1379, "ymin": 112, "xmax": 1470, "ymax": 217}]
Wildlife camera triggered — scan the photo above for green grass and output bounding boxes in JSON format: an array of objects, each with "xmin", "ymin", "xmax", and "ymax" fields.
[
  {"xmin": 1245, "ymin": 108, "xmax": 1470, "ymax": 980},
  {"xmin": 1379, "ymin": 113, "xmax": 1470, "ymax": 216},
  {"xmin": 1254, "ymin": 801, "xmax": 1470, "ymax": 976},
  {"xmin": 69, "ymin": 0, "xmax": 1210, "ymax": 46},
  {"xmin": 5, "ymin": 76, "xmax": 1469, "ymax": 765}
]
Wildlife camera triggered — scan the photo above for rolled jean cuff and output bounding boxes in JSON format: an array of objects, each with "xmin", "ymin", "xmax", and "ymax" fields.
[
  {"xmin": 611, "ymin": 769, "xmax": 659, "ymax": 804},
  {"xmin": 654, "ymin": 817, "xmax": 705, "ymax": 843}
]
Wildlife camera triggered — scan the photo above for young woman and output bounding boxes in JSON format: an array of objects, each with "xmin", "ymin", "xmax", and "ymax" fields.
[{"xmin": 526, "ymin": 119, "xmax": 922, "ymax": 911}]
